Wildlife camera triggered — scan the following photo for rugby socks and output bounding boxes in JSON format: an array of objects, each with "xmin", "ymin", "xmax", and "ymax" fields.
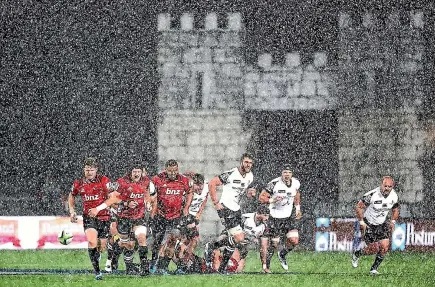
[
  {"xmin": 151, "ymin": 233, "xmax": 164, "ymax": 266},
  {"xmin": 218, "ymin": 246, "xmax": 234, "ymax": 273},
  {"xmin": 353, "ymin": 249, "xmax": 363, "ymax": 258},
  {"xmin": 157, "ymin": 256, "xmax": 171, "ymax": 271},
  {"xmin": 266, "ymin": 245, "xmax": 275, "ymax": 268},
  {"xmin": 111, "ymin": 240, "xmax": 122, "ymax": 270},
  {"xmin": 371, "ymin": 253, "xmax": 384, "ymax": 271},
  {"xmin": 88, "ymin": 247, "xmax": 101, "ymax": 274},
  {"xmin": 124, "ymin": 248, "xmax": 135, "ymax": 271},
  {"xmin": 280, "ymin": 245, "xmax": 293, "ymax": 257},
  {"xmin": 138, "ymin": 246, "xmax": 149, "ymax": 268},
  {"xmin": 106, "ymin": 240, "xmax": 113, "ymax": 261}
]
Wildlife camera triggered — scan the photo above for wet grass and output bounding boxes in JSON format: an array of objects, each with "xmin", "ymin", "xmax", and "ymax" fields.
[{"xmin": 1, "ymin": 250, "xmax": 435, "ymax": 287}]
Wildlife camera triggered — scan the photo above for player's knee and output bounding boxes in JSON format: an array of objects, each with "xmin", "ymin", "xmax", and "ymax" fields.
[
  {"xmin": 228, "ymin": 226, "xmax": 244, "ymax": 242},
  {"xmin": 87, "ymin": 239, "xmax": 98, "ymax": 248},
  {"xmin": 134, "ymin": 226, "xmax": 147, "ymax": 237},
  {"xmin": 286, "ymin": 230, "xmax": 299, "ymax": 239},
  {"xmin": 118, "ymin": 234, "xmax": 130, "ymax": 246},
  {"xmin": 238, "ymin": 246, "xmax": 249, "ymax": 259}
]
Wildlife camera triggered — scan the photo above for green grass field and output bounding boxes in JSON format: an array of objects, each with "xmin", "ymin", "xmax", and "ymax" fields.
[{"xmin": 1, "ymin": 250, "xmax": 434, "ymax": 287}]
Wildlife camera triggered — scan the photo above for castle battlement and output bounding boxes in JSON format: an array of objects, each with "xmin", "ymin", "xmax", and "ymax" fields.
[
  {"xmin": 158, "ymin": 12, "xmax": 242, "ymax": 31},
  {"xmin": 338, "ymin": 11, "xmax": 424, "ymax": 29}
]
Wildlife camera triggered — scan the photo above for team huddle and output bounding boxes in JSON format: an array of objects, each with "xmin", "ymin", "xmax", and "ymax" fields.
[{"xmin": 68, "ymin": 154, "xmax": 399, "ymax": 280}]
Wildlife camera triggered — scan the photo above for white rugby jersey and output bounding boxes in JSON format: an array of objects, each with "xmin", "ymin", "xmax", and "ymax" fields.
[
  {"xmin": 362, "ymin": 187, "xmax": 399, "ymax": 225},
  {"xmin": 267, "ymin": 177, "xmax": 300, "ymax": 218},
  {"xmin": 218, "ymin": 167, "xmax": 254, "ymax": 211},
  {"xmin": 189, "ymin": 183, "xmax": 209, "ymax": 216},
  {"xmin": 242, "ymin": 213, "xmax": 265, "ymax": 239}
]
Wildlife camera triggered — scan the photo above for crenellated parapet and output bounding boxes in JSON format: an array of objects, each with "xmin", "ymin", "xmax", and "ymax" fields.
[{"xmin": 244, "ymin": 52, "xmax": 336, "ymax": 110}]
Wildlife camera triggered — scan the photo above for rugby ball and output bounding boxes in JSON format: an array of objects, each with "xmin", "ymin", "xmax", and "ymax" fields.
[{"xmin": 58, "ymin": 229, "xmax": 74, "ymax": 245}]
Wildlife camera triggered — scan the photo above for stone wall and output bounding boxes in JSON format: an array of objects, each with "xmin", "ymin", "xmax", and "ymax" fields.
[
  {"xmin": 156, "ymin": 109, "xmax": 251, "ymax": 238},
  {"xmin": 337, "ymin": 108, "xmax": 424, "ymax": 217},
  {"xmin": 156, "ymin": 10, "xmax": 430, "ymax": 228}
]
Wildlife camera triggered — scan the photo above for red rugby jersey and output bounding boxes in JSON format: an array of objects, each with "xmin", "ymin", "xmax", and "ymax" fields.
[
  {"xmin": 117, "ymin": 175, "xmax": 151, "ymax": 220},
  {"xmin": 152, "ymin": 172, "xmax": 191, "ymax": 220},
  {"xmin": 71, "ymin": 174, "xmax": 111, "ymax": 221}
]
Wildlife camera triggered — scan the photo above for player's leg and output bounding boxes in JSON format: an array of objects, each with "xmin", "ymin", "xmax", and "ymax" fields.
[
  {"xmin": 352, "ymin": 223, "xmax": 379, "ymax": 268},
  {"xmin": 205, "ymin": 209, "xmax": 242, "ymax": 270},
  {"xmin": 369, "ymin": 223, "xmax": 390, "ymax": 275},
  {"xmin": 105, "ymin": 220, "xmax": 118, "ymax": 272},
  {"xmin": 133, "ymin": 221, "xmax": 149, "ymax": 276},
  {"xmin": 217, "ymin": 227, "xmax": 243, "ymax": 273},
  {"xmin": 234, "ymin": 248, "xmax": 246, "ymax": 273},
  {"xmin": 83, "ymin": 216, "xmax": 104, "ymax": 280},
  {"xmin": 157, "ymin": 219, "xmax": 181, "ymax": 274},
  {"xmin": 278, "ymin": 228, "xmax": 298, "ymax": 271},
  {"xmin": 117, "ymin": 218, "xmax": 137, "ymax": 274},
  {"xmin": 149, "ymin": 215, "xmax": 165, "ymax": 273},
  {"xmin": 260, "ymin": 236, "xmax": 272, "ymax": 273}
]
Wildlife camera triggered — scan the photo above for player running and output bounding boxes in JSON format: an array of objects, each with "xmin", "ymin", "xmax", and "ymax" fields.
[
  {"xmin": 204, "ymin": 153, "xmax": 254, "ymax": 273},
  {"xmin": 259, "ymin": 164, "xmax": 302, "ymax": 273},
  {"xmin": 68, "ymin": 157, "xmax": 119, "ymax": 280},
  {"xmin": 351, "ymin": 176, "xmax": 399, "ymax": 275}
]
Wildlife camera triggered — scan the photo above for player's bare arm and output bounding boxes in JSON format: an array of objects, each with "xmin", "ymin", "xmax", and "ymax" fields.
[
  {"xmin": 196, "ymin": 196, "xmax": 208, "ymax": 220},
  {"xmin": 208, "ymin": 176, "xmax": 223, "ymax": 210},
  {"xmin": 89, "ymin": 191, "xmax": 121, "ymax": 217},
  {"xmin": 355, "ymin": 200, "xmax": 367, "ymax": 229},
  {"xmin": 390, "ymin": 205, "xmax": 400, "ymax": 230},
  {"xmin": 258, "ymin": 189, "xmax": 271, "ymax": 204},
  {"xmin": 150, "ymin": 194, "xmax": 157, "ymax": 217},
  {"xmin": 68, "ymin": 192, "xmax": 78, "ymax": 223},
  {"xmin": 183, "ymin": 188, "xmax": 194, "ymax": 216},
  {"xmin": 294, "ymin": 190, "xmax": 302, "ymax": 219}
]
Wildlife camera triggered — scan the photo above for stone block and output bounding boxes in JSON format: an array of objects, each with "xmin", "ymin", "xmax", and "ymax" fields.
[
  {"xmin": 228, "ymin": 13, "xmax": 242, "ymax": 31},
  {"xmin": 188, "ymin": 146, "xmax": 205, "ymax": 161},
  {"xmin": 183, "ymin": 48, "xmax": 212, "ymax": 63},
  {"xmin": 157, "ymin": 13, "xmax": 171, "ymax": 31},
  {"xmin": 202, "ymin": 32, "xmax": 219, "ymax": 46},
  {"xmin": 314, "ymin": 52, "xmax": 328, "ymax": 67},
  {"xmin": 221, "ymin": 63, "xmax": 242, "ymax": 77},
  {"xmin": 317, "ymin": 80, "xmax": 329, "ymax": 96},
  {"xmin": 180, "ymin": 13, "xmax": 194, "ymax": 31},
  {"xmin": 213, "ymin": 48, "xmax": 238, "ymax": 63},
  {"xmin": 258, "ymin": 53, "xmax": 272, "ymax": 70},
  {"xmin": 303, "ymin": 68, "xmax": 321, "ymax": 81},
  {"xmin": 158, "ymin": 130, "xmax": 169, "ymax": 144},
  {"xmin": 188, "ymin": 131, "xmax": 202, "ymax": 146},
  {"xmin": 179, "ymin": 32, "xmax": 198, "ymax": 47},
  {"xmin": 158, "ymin": 47, "xmax": 181, "ymax": 63},
  {"xmin": 300, "ymin": 80, "xmax": 316, "ymax": 96},
  {"xmin": 287, "ymin": 81, "xmax": 301, "ymax": 97},
  {"xmin": 204, "ymin": 157, "xmax": 224, "ymax": 174},
  {"xmin": 205, "ymin": 13, "xmax": 218, "ymax": 30},
  {"xmin": 285, "ymin": 52, "xmax": 301, "ymax": 68},
  {"xmin": 165, "ymin": 146, "xmax": 186, "ymax": 159},
  {"xmin": 219, "ymin": 32, "xmax": 241, "ymax": 47}
]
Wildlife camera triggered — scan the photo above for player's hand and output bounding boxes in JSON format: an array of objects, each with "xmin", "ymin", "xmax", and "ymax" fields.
[
  {"xmin": 390, "ymin": 220, "xmax": 396, "ymax": 232},
  {"xmin": 214, "ymin": 202, "xmax": 224, "ymax": 211},
  {"xmin": 127, "ymin": 200, "xmax": 138, "ymax": 209},
  {"xmin": 247, "ymin": 188, "xmax": 256, "ymax": 198},
  {"xmin": 70, "ymin": 211, "xmax": 78, "ymax": 223},
  {"xmin": 89, "ymin": 208, "xmax": 99, "ymax": 217},
  {"xmin": 145, "ymin": 201, "xmax": 152, "ymax": 212},
  {"xmin": 295, "ymin": 210, "xmax": 303, "ymax": 220},
  {"xmin": 269, "ymin": 196, "xmax": 283, "ymax": 203},
  {"xmin": 359, "ymin": 220, "xmax": 367, "ymax": 233}
]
